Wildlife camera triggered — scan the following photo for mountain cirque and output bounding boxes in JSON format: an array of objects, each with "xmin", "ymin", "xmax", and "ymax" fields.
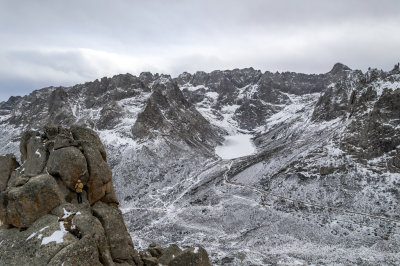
[
  {"xmin": 0, "ymin": 125, "xmax": 211, "ymax": 266},
  {"xmin": 0, "ymin": 63, "xmax": 399, "ymax": 265}
]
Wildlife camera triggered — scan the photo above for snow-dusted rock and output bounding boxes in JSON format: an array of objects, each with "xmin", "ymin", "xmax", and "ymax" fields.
[
  {"xmin": 168, "ymin": 246, "xmax": 211, "ymax": 266},
  {"xmin": 0, "ymin": 63, "xmax": 399, "ymax": 265}
]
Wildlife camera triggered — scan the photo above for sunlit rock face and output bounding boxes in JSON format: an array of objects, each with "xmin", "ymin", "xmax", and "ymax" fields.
[{"xmin": 0, "ymin": 63, "xmax": 399, "ymax": 265}]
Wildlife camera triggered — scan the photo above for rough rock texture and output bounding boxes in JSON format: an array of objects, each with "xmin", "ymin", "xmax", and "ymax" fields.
[
  {"xmin": 92, "ymin": 201, "xmax": 141, "ymax": 264},
  {"xmin": 20, "ymin": 132, "xmax": 48, "ymax": 177},
  {"xmin": 70, "ymin": 124, "xmax": 107, "ymax": 161},
  {"xmin": 131, "ymin": 81, "xmax": 223, "ymax": 154},
  {"xmin": 98, "ymin": 101, "xmax": 124, "ymax": 130},
  {"xmin": 4, "ymin": 174, "xmax": 64, "ymax": 228},
  {"xmin": 0, "ymin": 154, "xmax": 19, "ymax": 191},
  {"xmin": 0, "ymin": 126, "xmax": 137, "ymax": 264},
  {"xmin": 47, "ymin": 146, "xmax": 89, "ymax": 190},
  {"xmin": 0, "ymin": 125, "xmax": 211, "ymax": 265},
  {"xmin": 168, "ymin": 247, "xmax": 211, "ymax": 266},
  {"xmin": 158, "ymin": 244, "xmax": 182, "ymax": 265},
  {"xmin": 138, "ymin": 244, "xmax": 211, "ymax": 266}
]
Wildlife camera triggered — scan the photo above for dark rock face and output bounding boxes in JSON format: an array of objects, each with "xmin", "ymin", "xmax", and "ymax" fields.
[
  {"xmin": 92, "ymin": 201, "xmax": 141, "ymax": 264},
  {"xmin": 48, "ymin": 88, "xmax": 76, "ymax": 125},
  {"xmin": 47, "ymin": 147, "xmax": 89, "ymax": 191},
  {"xmin": 311, "ymin": 69, "xmax": 363, "ymax": 122},
  {"xmin": 70, "ymin": 125, "xmax": 107, "ymax": 161},
  {"xmin": 168, "ymin": 247, "xmax": 211, "ymax": 266},
  {"xmin": 341, "ymin": 88, "xmax": 400, "ymax": 164},
  {"xmin": 98, "ymin": 101, "xmax": 124, "ymax": 130},
  {"xmin": 0, "ymin": 154, "xmax": 19, "ymax": 191},
  {"xmin": 0, "ymin": 73, "xmax": 150, "ymax": 130},
  {"xmin": 158, "ymin": 244, "xmax": 182, "ymax": 265},
  {"xmin": 132, "ymin": 82, "xmax": 223, "ymax": 153},
  {"xmin": 329, "ymin": 62, "xmax": 351, "ymax": 76}
]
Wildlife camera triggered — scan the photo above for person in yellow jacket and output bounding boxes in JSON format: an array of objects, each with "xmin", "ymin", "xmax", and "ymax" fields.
[{"xmin": 75, "ymin": 179, "xmax": 84, "ymax": 204}]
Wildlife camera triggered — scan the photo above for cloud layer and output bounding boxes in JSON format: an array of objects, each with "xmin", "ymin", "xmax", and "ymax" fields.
[{"xmin": 1, "ymin": 0, "xmax": 400, "ymax": 101}]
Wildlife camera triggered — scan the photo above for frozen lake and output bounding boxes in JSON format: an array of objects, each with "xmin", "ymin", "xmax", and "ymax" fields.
[{"xmin": 215, "ymin": 134, "xmax": 256, "ymax": 159}]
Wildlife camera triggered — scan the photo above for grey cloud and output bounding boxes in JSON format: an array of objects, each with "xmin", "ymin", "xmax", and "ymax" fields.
[
  {"xmin": 5, "ymin": 50, "xmax": 94, "ymax": 78},
  {"xmin": 2, "ymin": 1, "xmax": 399, "ymax": 46},
  {"xmin": 0, "ymin": 0, "xmax": 399, "ymax": 101}
]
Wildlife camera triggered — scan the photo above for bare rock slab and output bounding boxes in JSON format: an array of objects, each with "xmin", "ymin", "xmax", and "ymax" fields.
[
  {"xmin": 47, "ymin": 146, "xmax": 89, "ymax": 190},
  {"xmin": 4, "ymin": 174, "xmax": 64, "ymax": 228}
]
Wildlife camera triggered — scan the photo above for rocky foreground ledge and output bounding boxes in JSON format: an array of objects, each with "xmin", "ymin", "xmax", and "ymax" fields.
[{"xmin": 0, "ymin": 124, "xmax": 211, "ymax": 266}]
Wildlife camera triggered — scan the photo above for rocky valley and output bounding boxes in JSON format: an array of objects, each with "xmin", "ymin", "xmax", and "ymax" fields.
[{"xmin": 0, "ymin": 63, "xmax": 399, "ymax": 265}]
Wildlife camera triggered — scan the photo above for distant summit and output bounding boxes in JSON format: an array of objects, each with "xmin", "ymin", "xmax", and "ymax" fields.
[{"xmin": 329, "ymin": 62, "xmax": 351, "ymax": 75}]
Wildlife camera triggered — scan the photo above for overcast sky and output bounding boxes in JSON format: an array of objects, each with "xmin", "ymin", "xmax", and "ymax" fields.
[{"xmin": 0, "ymin": 0, "xmax": 400, "ymax": 101}]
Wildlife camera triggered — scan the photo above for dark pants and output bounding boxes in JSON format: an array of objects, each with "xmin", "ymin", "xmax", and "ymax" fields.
[{"xmin": 77, "ymin": 192, "xmax": 82, "ymax": 204}]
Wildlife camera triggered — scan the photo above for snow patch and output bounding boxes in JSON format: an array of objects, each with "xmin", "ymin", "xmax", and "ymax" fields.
[
  {"xmin": 374, "ymin": 79, "xmax": 400, "ymax": 97},
  {"xmin": 41, "ymin": 222, "xmax": 67, "ymax": 245},
  {"xmin": 35, "ymin": 149, "xmax": 41, "ymax": 158},
  {"xmin": 181, "ymin": 84, "xmax": 207, "ymax": 92},
  {"xmin": 215, "ymin": 134, "xmax": 256, "ymax": 159},
  {"xmin": 39, "ymin": 226, "xmax": 49, "ymax": 232},
  {"xmin": 205, "ymin": 91, "xmax": 219, "ymax": 101},
  {"xmin": 26, "ymin": 232, "xmax": 37, "ymax": 241},
  {"xmin": 62, "ymin": 208, "xmax": 74, "ymax": 218},
  {"xmin": 237, "ymin": 84, "xmax": 259, "ymax": 99}
]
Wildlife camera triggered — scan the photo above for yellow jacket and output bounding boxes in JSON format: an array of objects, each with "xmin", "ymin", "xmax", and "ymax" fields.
[{"xmin": 75, "ymin": 181, "xmax": 83, "ymax": 193}]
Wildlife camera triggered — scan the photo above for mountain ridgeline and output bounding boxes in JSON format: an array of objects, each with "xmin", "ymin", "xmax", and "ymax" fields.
[{"xmin": 0, "ymin": 63, "xmax": 399, "ymax": 265}]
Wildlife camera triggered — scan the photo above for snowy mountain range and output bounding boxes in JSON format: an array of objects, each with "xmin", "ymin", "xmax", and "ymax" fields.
[{"xmin": 0, "ymin": 63, "xmax": 399, "ymax": 265}]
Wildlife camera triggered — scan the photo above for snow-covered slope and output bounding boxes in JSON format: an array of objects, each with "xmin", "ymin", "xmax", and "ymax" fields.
[{"xmin": 0, "ymin": 63, "xmax": 399, "ymax": 265}]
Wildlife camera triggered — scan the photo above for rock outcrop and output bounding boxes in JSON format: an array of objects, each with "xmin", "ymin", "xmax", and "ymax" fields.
[
  {"xmin": 0, "ymin": 125, "xmax": 211, "ymax": 266},
  {"xmin": 0, "ymin": 154, "xmax": 19, "ymax": 191},
  {"xmin": 131, "ymin": 81, "xmax": 223, "ymax": 153},
  {"xmin": 0, "ymin": 125, "xmax": 140, "ymax": 265},
  {"xmin": 139, "ymin": 243, "xmax": 211, "ymax": 266}
]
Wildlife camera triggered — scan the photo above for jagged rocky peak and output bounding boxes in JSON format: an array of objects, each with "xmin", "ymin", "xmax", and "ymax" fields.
[
  {"xmin": 175, "ymin": 67, "xmax": 263, "ymax": 91},
  {"xmin": 341, "ymin": 88, "xmax": 400, "ymax": 165},
  {"xmin": 0, "ymin": 124, "xmax": 211, "ymax": 266},
  {"xmin": 311, "ymin": 62, "xmax": 400, "ymax": 123},
  {"xmin": 132, "ymin": 81, "xmax": 223, "ymax": 152},
  {"xmin": 329, "ymin": 62, "xmax": 351, "ymax": 75}
]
